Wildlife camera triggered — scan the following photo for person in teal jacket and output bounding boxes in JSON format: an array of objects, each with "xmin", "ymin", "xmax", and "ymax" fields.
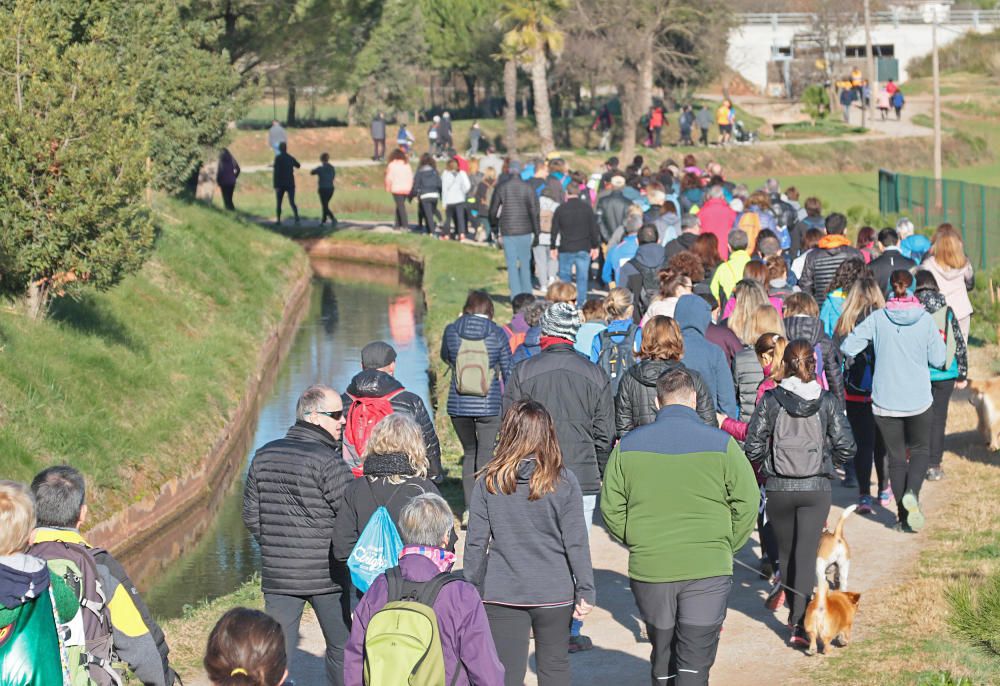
[
  {"xmin": 841, "ymin": 270, "xmax": 946, "ymax": 533},
  {"xmin": 819, "ymin": 257, "xmax": 867, "ymax": 336}
]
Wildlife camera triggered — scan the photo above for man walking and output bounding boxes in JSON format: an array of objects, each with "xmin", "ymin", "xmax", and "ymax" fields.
[
  {"xmin": 869, "ymin": 227, "xmax": 917, "ymax": 292},
  {"xmin": 489, "ymin": 160, "xmax": 540, "ymax": 296},
  {"xmin": 312, "ymin": 152, "xmax": 337, "ymax": 225},
  {"xmin": 243, "ymin": 384, "xmax": 354, "ymax": 686},
  {"xmin": 370, "ymin": 111, "xmax": 386, "ymax": 161},
  {"xmin": 551, "ymin": 183, "xmax": 600, "ymax": 307},
  {"xmin": 696, "ymin": 105, "xmax": 713, "ymax": 147},
  {"xmin": 273, "ymin": 142, "xmax": 300, "ymax": 225},
  {"xmin": 601, "ymin": 368, "xmax": 759, "ymax": 685},
  {"xmin": 797, "ymin": 212, "xmax": 863, "ymax": 307},
  {"xmin": 268, "ymin": 119, "xmax": 287, "ymax": 156}
]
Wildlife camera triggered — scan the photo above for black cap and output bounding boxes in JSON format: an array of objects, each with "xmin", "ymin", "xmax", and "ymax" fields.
[{"xmin": 361, "ymin": 341, "xmax": 397, "ymax": 369}]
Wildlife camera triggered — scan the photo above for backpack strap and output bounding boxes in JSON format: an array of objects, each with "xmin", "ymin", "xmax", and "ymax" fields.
[
  {"xmin": 416, "ymin": 572, "xmax": 462, "ymax": 607},
  {"xmin": 385, "ymin": 566, "xmax": 404, "ymax": 602}
]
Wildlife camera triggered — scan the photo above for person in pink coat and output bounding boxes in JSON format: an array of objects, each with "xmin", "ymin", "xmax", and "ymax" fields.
[
  {"xmin": 385, "ymin": 149, "xmax": 414, "ymax": 230},
  {"xmin": 921, "ymin": 223, "xmax": 975, "ymax": 340},
  {"xmin": 698, "ymin": 185, "xmax": 737, "ymax": 259}
]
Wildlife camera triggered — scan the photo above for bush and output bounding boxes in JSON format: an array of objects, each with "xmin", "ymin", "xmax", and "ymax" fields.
[
  {"xmin": 909, "ymin": 29, "xmax": 1000, "ymax": 77},
  {"xmin": 801, "ymin": 84, "xmax": 830, "ymax": 122},
  {"xmin": 948, "ymin": 571, "xmax": 1000, "ymax": 656}
]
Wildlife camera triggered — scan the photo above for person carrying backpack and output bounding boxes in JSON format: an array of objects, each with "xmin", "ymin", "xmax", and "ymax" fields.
[
  {"xmin": 590, "ymin": 288, "xmax": 641, "ymax": 394},
  {"xmin": 346, "ymin": 493, "xmax": 505, "ymax": 686},
  {"xmin": 619, "ymin": 224, "xmax": 666, "ymax": 319},
  {"xmin": 781, "ymin": 292, "xmax": 846, "ymax": 409},
  {"xmin": 744, "ymin": 341, "xmax": 856, "ymax": 650},
  {"xmin": 512, "ymin": 301, "xmax": 545, "ymax": 364}
]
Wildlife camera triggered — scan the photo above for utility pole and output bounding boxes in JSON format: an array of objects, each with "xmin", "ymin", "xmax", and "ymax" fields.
[
  {"xmin": 932, "ymin": 9, "xmax": 942, "ymax": 206},
  {"xmin": 863, "ymin": 0, "xmax": 877, "ymax": 117}
]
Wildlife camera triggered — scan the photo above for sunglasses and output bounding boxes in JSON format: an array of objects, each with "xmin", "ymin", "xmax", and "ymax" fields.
[{"xmin": 315, "ymin": 410, "xmax": 344, "ymax": 420}]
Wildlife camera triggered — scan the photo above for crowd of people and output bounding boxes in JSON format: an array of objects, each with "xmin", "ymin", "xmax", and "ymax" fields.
[{"xmin": 1, "ymin": 133, "xmax": 979, "ymax": 686}]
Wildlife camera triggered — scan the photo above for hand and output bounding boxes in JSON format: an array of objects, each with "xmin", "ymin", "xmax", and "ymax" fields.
[
  {"xmin": 550, "ymin": 249, "xmax": 558, "ymax": 260},
  {"xmin": 956, "ymin": 380, "xmax": 969, "ymax": 390},
  {"xmin": 716, "ymin": 413, "xmax": 728, "ymax": 426},
  {"xmin": 573, "ymin": 599, "xmax": 593, "ymax": 620},
  {"xmin": 590, "ymin": 248, "xmax": 599, "ymax": 260}
]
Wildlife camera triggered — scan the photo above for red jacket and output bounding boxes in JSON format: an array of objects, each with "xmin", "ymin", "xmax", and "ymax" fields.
[
  {"xmin": 650, "ymin": 107, "xmax": 664, "ymax": 128},
  {"xmin": 698, "ymin": 197, "xmax": 737, "ymax": 259}
]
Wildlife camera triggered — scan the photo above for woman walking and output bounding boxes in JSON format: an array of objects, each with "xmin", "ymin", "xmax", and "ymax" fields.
[
  {"xmin": 744, "ymin": 340, "xmax": 856, "ymax": 648},
  {"xmin": 833, "ymin": 277, "xmax": 889, "ymax": 514},
  {"xmin": 842, "ymin": 270, "xmax": 946, "ymax": 532},
  {"xmin": 441, "ymin": 158, "xmax": 472, "ymax": 240},
  {"xmin": 464, "ymin": 400, "xmax": 595, "ymax": 686},
  {"xmin": 441, "ymin": 290, "xmax": 512, "ymax": 523},
  {"xmin": 921, "ymin": 223, "xmax": 975, "ymax": 340},
  {"xmin": 411, "ymin": 153, "xmax": 442, "ymax": 235},
  {"xmin": 731, "ymin": 304, "xmax": 784, "ymax": 421},
  {"xmin": 384, "ymin": 149, "xmax": 413, "ymax": 230},
  {"xmin": 216, "ymin": 148, "xmax": 240, "ymax": 210}
]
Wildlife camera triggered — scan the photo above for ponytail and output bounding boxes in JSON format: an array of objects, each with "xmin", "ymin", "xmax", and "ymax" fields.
[
  {"xmin": 889, "ymin": 269, "xmax": 913, "ymax": 299},
  {"xmin": 781, "ymin": 339, "xmax": 816, "ymax": 383}
]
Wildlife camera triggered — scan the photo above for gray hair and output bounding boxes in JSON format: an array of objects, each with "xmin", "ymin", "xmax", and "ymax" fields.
[
  {"xmin": 296, "ymin": 384, "xmax": 337, "ymax": 421},
  {"xmin": 398, "ymin": 493, "xmax": 455, "ymax": 547},
  {"xmin": 765, "ymin": 178, "xmax": 780, "ymax": 194},
  {"xmin": 706, "ymin": 185, "xmax": 725, "ymax": 200},
  {"xmin": 681, "ymin": 213, "xmax": 701, "ymax": 232},
  {"xmin": 733, "ymin": 183, "xmax": 749, "ymax": 200},
  {"xmin": 31, "ymin": 465, "xmax": 85, "ymax": 528},
  {"xmin": 728, "ymin": 229, "xmax": 749, "ymax": 251}
]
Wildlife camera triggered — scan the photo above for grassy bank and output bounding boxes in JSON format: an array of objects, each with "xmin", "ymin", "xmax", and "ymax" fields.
[{"xmin": 0, "ymin": 198, "xmax": 308, "ymax": 525}]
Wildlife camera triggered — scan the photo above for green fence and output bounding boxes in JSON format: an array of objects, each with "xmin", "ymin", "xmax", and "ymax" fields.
[{"xmin": 879, "ymin": 170, "xmax": 1000, "ymax": 270}]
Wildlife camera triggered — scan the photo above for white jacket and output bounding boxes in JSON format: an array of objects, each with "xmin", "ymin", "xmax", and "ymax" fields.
[{"xmin": 441, "ymin": 170, "xmax": 471, "ymax": 206}]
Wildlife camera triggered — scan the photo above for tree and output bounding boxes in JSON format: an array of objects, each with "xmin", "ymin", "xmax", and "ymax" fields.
[
  {"xmin": 0, "ymin": 0, "xmax": 154, "ymax": 318},
  {"xmin": 421, "ymin": 0, "xmax": 502, "ymax": 111},
  {"xmin": 498, "ymin": 0, "xmax": 568, "ymax": 155},
  {"xmin": 502, "ymin": 57, "xmax": 520, "ymax": 155}
]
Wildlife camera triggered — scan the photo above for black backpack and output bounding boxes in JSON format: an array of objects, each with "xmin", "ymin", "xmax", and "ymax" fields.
[
  {"xmin": 627, "ymin": 257, "xmax": 664, "ymax": 317},
  {"xmin": 596, "ymin": 324, "xmax": 639, "ymax": 393}
]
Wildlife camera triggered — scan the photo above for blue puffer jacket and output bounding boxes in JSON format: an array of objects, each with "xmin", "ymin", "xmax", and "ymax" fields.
[{"xmin": 441, "ymin": 314, "xmax": 512, "ymax": 417}]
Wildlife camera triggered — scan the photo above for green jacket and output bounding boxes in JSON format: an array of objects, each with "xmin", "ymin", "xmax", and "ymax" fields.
[
  {"xmin": 709, "ymin": 249, "xmax": 751, "ymax": 302},
  {"xmin": 601, "ymin": 405, "xmax": 759, "ymax": 583}
]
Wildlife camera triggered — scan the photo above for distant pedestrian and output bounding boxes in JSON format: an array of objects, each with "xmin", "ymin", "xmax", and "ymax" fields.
[
  {"xmin": 204, "ymin": 608, "xmax": 287, "ymax": 686},
  {"xmin": 840, "ymin": 87, "xmax": 856, "ymax": 123},
  {"xmin": 439, "ymin": 111, "xmax": 454, "ymax": 150},
  {"xmin": 268, "ymin": 119, "xmax": 287, "ymax": 156},
  {"xmin": 312, "ymin": 152, "xmax": 337, "ymax": 225},
  {"xmin": 370, "ymin": 111, "xmax": 387, "ymax": 161},
  {"xmin": 396, "ymin": 123, "xmax": 415, "ymax": 154},
  {"xmin": 412, "ymin": 153, "xmax": 442, "ymax": 235},
  {"xmin": 679, "ymin": 104, "xmax": 695, "ymax": 146},
  {"xmin": 891, "ymin": 89, "xmax": 905, "ymax": 120},
  {"xmin": 469, "ymin": 120, "xmax": 482, "ymax": 156},
  {"xmin": 488, "ymin": 160, "xmax": 540, "ymax": 296},
  {"xmin": 442, "ymin": 158, "xmax": 472, "ymax": 240},
  {"xmin": 273, "ymin": 142, "xmax": 300, "ymax": 225},
  {"xmin": 876, "ymin": 88, "xmax": 891, "ymax": 120},
  {"xmin": 594, "ymin": 105, "xmax": 613, "ymax": 151},
  {"xmin": 716, "ymin": 100, "xmax": 734, "ymax": 145},
  {"xmin": 216, "ymin": 148, "xmax": 240, "ymax": 211},
  {"xmin": 385, "ymin": 149, "xmax": 414, "ymax": 230},
  {"xmin": 696, "ymin": 105, "xmax": 713, "ymax": 146}
]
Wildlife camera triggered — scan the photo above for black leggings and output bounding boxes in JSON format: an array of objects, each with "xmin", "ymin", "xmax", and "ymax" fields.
[
  {"xmin": 929, "ymin": 379, "xmax": 956, "ymax": 468},
  {"xmin": 875, "ymin": 408, "xmax": 933, "ymax": 519},
  {"xmin": 846, "ymin": 401, "xmax": 887, "ymax": 496},
  {"xmin": 486, "ymin": 603, "xmax": 573, "ymax": 686},
  {"xmin": 446, "ymin": 203, "xmax": 468, "ymax": 238},
  {"xmin": 392, "ymin": 193, "xmax": 408, "ymax": 229},
  {"xmin": 276, "ymin": 186, "xmax": 298, "ymax": 221},
  {"xmin": 451, "ymin": 415, "xmax": 501, "ymax": 510},
  {"xmin": 219, "ymin": 183, "xmax": 235, "ymax": 210},
  {"xmin": 765, "ymin": 489, "xmax": 831, "ymax": 628},
  {"xmin": 319, "ymin": 188, "xmax": 335, "ymax": 223},
  {"xmin": 418, "ymin": 198, "xmax": 438, "ymax": 235}
]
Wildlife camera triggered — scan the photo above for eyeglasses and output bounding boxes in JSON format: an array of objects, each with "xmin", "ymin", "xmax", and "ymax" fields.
[{"xmin": 314, "ymin": 410, "xmax": 344, "ymax": 420}]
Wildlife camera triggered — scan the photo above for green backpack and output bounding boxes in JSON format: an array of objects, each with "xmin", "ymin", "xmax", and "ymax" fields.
[
  {"xmin": 0, "ymin": 586, "xmax": 65, "ymax": 685},
  {"xmin": 363, "ymin": 568, "xmax": 461, "ymax": 686},
  {"xmin": 454, "ymin": 336, "xmax": 493, "ymax": 397}
]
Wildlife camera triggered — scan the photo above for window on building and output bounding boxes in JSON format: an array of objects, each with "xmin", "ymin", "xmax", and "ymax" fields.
[{"xmin": 845, "ymin": 44, "xmax": 895, "ymax": 58}]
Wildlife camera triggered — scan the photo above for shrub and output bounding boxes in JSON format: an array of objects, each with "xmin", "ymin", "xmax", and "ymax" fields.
[{"xmin": 948, "ymin": 571, "xmax": 1000, "ymax": 656}]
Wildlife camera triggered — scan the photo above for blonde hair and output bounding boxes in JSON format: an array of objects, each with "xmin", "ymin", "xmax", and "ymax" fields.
[
  {"xmin": 834, "ymin": 277, "xmax": 885, "ymax": 339},
  {"xmin": 782, "ymin": 292, "xmax": 819, "ymax": 318},
  {"xmin": 727, "ymin": 280, "xmax": 768, "ymax": 344},
  {"xmin": 0, "ymin": 481, "xmax": 34, "ymax": 556},
  {"xmin": 604, "ymin": 287, "xmax": 634, "ymax": 320},
  {"xmin": 362, "ymin": 414, "xmax": 428, "ymax": 482},
  {"xmin": 930, "ymin": 223, "xmax": 968, "ymax": 270},
  {"xmin": 746, "ymin": 304, "xmax": 785, "ymax": 344},
  {"xmin": 546, "ymin": 281, "xmax": 577, "ymax": 304},
  {"xmin": 755, "ymin": 333, "xmax": 787, "ymax": 382}
]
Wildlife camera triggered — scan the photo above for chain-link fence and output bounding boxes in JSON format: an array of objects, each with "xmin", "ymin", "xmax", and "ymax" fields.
[{"xmin": 879, "ymin": 169, "xmax": 1000, "ymax": 270}]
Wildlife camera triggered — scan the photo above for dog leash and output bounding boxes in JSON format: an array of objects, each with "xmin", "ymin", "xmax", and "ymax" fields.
[{"xmin": 732, "ymin": 557, "xmax": 810, "ymax": 600}]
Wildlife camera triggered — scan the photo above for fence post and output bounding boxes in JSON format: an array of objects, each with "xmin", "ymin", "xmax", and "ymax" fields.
[
  {"xmin": 960, "ymin": 182, "xmax": 966, "ymax": 243},
  {"xmin": 981, "ymin": 184, "xmax": 988, "ymax": 270}
]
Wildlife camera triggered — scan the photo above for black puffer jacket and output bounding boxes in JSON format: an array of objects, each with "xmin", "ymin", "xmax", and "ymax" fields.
[
  {"xmin": 782, "ymin": 315, "xmax": 845, "ymax": 406},
  {"xmin": 743, "ymin": 381, "xmax": 855, "ymax": 492},
  {"xmin": 732, "ymin": 347, "xmax": 765, "ymax": 421},
  {"xmin": 488, "ymin": 177, "xmax": 540, "ymax": 237},
  {"xmin": 243, "ymin": 421, "xmax": 354, "ymax": 595},
  {"xmin": 344, "ymin": 370, "xmax": 442, "ymax": 481},
  {"xmin": 441, "ymin": 314, "xmax": 512, "ymax": 418},
  {"xmin": 330, "ymin": 452, "xmax": 453, "ymax": 561},
  {"xmin": 502, "ymin": 343, "xmax": 615, "ymax": 494},
  {"xmin": 615, "ymin": 359, "xmax": 716, "ymax": 435},
  {"xmin": 411, "ymin": 165, "xmax": 442, "ymax": 198},
  {"xmin": 797, "ymin": 242, "xmax": 864, "ymax": 306}
]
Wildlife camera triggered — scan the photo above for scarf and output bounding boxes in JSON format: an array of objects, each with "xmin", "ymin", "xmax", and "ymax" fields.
[
  {"xmin": 540, "ymin": 336, "xmax": 573, "ymax": 349},
  {"xmin": 362, "ymin": 452, "xmax": 416, "ymax": 478},
  {"xmin": 400, "ymin": 546, "xmax": 456, "ymax": 573}
]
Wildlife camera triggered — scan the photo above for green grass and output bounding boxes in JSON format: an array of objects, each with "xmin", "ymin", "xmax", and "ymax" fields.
[
  {"xmin": 0, "ymin": 198, "xmax": 308, "ymax": 524},
  {"xmin": 772, "ymin": 120, "xmax": 868, "ymax": 138}
]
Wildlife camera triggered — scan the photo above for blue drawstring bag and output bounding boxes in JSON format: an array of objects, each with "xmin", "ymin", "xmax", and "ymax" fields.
[{"xmin": 348, "ymin": 505, "xmax": 404, "ymax": 593}]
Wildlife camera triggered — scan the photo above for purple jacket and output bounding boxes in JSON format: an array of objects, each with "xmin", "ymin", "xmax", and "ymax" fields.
[{"xmin": 345, "ymin": 553, "xmax": 505, "ymax": 686}]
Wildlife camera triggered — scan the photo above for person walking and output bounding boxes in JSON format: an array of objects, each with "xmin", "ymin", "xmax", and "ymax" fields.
[
  {"xmin": 842, "ymin": 270, "xmax": 946, "ymax": 533},
  {"xmin": 674, "ymin": 294, "xmax": 739, "ymax": 418},
  {"xmin": 679, "ymin": 104, "xmax": 695, "ymax": 146},
  {"xmin": 696, "ymin": 105, "xmax": 713, "ymax": 146},
  {"xmin": 273, "ymin": 142, "xmax": 300, "ymax": 225},
  {"xmin": 716, "ymin": 100, "xmax": 734, "ymax": 146},
  {"xmin": 489, "ymin": 160, "xmax": 540, "ymax": 296},
  {"xmin": 204, "ymin": 608, "xmax": 287, "ymax": 686},
  {"xmin": 464, "ymin": 400, "xmax": 596, "ymax": 686},
  {"xmin": 602, "ymin": 367, "xmax": 759, "ymax": 685},
  {"xmin": 370, "ymin": 111, "xmax": 387, "ymax": 161},
  {"xmin": 441, "ymin": 158, "xmax": 472, "ymax": 240},
  {"xmin": 412, "ymin": 153, "xmax": 442, "ymax": 235},
  {"xmin": 876, "ymin": 88, "xmax": 891, "ymax": 120},
  {"xmin": 797, "ymin": 213, "xmax": 864, "ymax": 307},
  {"xmin": 743, "ymin": 341, "xmax": 856, "ymax": 648},
  {"xmin": 242, "ymin": 384, "xmax": 354, "ymax": 686},
  {"xmin": 468, "ymin": 120, "xmax": 482, "ymax": 156},
  {"xmin": 268, "ymin": 119, "xmax": 287, "ymax": 156},
  {"xmin": 384, "ymin": 149, "xmax": 414, "ymax": 230},
  {"xmin": 869, "ymin": 227, "xmax": 917, "ymax": 293},
  {"xmin": 441, "ymin": 291, "xmax": 512, "ymax": 521},
  {"xmin": 782, "ymin": 292, "xmax": 846, "ymax": 409},
  {"xmin": 347, "ymin": 494, "xmax": 505, "ymax": 686},
  {"xmin": 551, "ymin": 182, "xmax": 601, "ymax": 307},
  {"xmin": 913, "ymin": 270, "xmax": 968, "ymax": 482},
  {"xmin": 216, "ymin": 148, "xmax": 240, "ymax": 211},
  {"xmin": 620, "ymin": 224, "xmax": 667, "ymax": 317},
  {"xmin": 709, "ymin": 229, "xmax": 752, "ymax": 303},
  {"xmin": 921, "ymin": 223, "xmax": 975, "ymax": 341},
  {"xmin": 649, "ymin": 105, "xmax": 665, "ymax": 148},
  {"xmin": 312, "ymin": 152, "xmax": 337, "ymax": 225},
  {"xmin": 891, "ymin": 88, "xmax": 905, "ymax": 120}
]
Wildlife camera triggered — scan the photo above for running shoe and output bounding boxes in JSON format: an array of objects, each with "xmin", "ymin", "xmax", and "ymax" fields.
[
  {"xmin": 568, "ymin": 635, "xmax": 593, "ymax": 653},
  {"xmin": 902, "ymin": 491, "xmax": 925, "ymax": 531},
  {"xmin": 765, "ymin": 582, "xmax": 786, "ymax": 611},
  {"xmin": 788, "ymin": 625, "xmax": 809, "ymax": 648},
  {"xmin": 856, "ymin": 495, "xmax": 875, "ymax": 515},
  {"xmin": 879, "ymin": 487, "xmax": 893, "ymax": 506},
  {"xmin": 893, "ymin": 520, "xmax": 916, "ymax": 534},
  {"xmin": 926, "ymin": 466, "xmax": 945, "ymax": 481}
]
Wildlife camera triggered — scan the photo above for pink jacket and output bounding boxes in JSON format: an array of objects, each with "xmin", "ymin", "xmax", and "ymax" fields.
[
  {"xmin": 384, "ymin": 160, "xmax": 413, "ymax": 195},
  {"xmin": 698, "ymin": 197, "xmax": 737, "ymax": 259}
]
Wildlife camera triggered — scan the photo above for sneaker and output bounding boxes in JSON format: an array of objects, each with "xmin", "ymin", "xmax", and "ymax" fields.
[
  {"xmin": 788, "ymin": 625, "xmax": 809, "ymax": 648},
  {"xmin": 893, "ymin": 520, "xmax": 916, "ymax": 534},
  {"xmin": 765, "ymin": 583, "xmax": 786, "ymax": 611},
  {"xmin": 879, "ymin": 487, "xmax": 893, "ymax": 506},
  {"xmin": 926, "ymin": 466, "xmax": 945, "ymax": 481},
  {"xmin": 857, "ymin": 495, "xmax": 875, "ymax": 515},
  {"xmin": 902, "ymin": 491, "xmax": 925, "ymax": 531},
  {"xmin": 568, "ymin": 635, "xmax": 593, "ymax": 653}
]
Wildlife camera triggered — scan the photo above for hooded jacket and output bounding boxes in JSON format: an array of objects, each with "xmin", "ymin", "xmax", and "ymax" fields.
[
  {"xmin": 915, "ymin": 289, "xmax": 968, "ymax": 382},
  {"xmin": 488, "ymin": 177, "xmax": 540, "ymax": 237},
  {"xmin": 673, "ymin": 295, "xmax": 739, "ymax": 417},
  {"xmin": 512, "ymin": 325, "xmax": 542, "ymax": 364},
  {"xmin": 411, "ymin": 165, "xmax": 442, "ymax": 199},
  {"xmin": 441, "ymin": 314, "xmax": 512, "ymax": 418},
  {"xmin": 841, "ymin": 296, "xmax": 947, "ymax": 414},
  {"xmin": 921, "ymin": 255, "xmax": 974, "ymax": 322},
  {"xmin": 743, "ymin": 378, "xmax": 856, "ymax": 493},
  {"xmin": 797, "ymin": 235, "xmax": 863, "ymax": 306},
  {"xmin": 502, "ymin": 344, "xmax": 615, "ymax": 493},
  {"xmin": 620, "ymin": 242, "xmax": 666, "ymax": 297},
  {"xmin": 664, "ymin": 231, "xmax": 699, "ymax": 260},
  {"xmin": 819, "ymin": 289, "xmax": 846, "ymax": 337},
  {"xmin": 782, "ymin": 315, "xmax": 846, "ymax": 405},
  {"xmin": 464, "ymin": 462, "xmax": 595, "ymax": 607},
  {"xmin": 345, "ymin": 370, "xmax": 442, "ymax": 479},
  {"xmin": 710, "ymin": 249, "xmax": 751, "ymax": 302},
  {"xmin": 615, "ymin": 359, "xmax": 717, "ymax": 434},
  {"xmin": 384, "ymin": 159, "xmax": 414, "ymax": 195},
  {"xmin": 698, "ymin": 197, "xmax": 738, "ymax": 259}
]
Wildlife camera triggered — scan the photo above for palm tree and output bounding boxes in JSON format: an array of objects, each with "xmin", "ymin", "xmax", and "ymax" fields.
[{"xmin": 498, "ymin": 0, "xmax": 567, "ymax": 155}]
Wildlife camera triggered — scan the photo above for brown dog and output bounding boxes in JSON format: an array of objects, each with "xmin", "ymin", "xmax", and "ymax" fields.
[
  {"xmin": 968, "ymin": 377, "xmax": 1000, "ymax": 451},
  {"xmin": 815, "ymin": 505, "xmax": 855, "ymax": 591},
  {"xmin": 804, "ymin": 580, "xmax": 861, "ymax": 655}
]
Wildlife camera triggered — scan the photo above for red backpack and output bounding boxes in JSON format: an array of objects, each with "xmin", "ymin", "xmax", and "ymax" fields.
[{"xmin": 343, "ymin": 390, "xmax": 404, "ymax": 468}]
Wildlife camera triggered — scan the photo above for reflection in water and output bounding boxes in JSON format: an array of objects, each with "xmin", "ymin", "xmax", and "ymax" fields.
[{"xmin": 138, "ymin": 265, "xmax": 430, "ymax": 619}]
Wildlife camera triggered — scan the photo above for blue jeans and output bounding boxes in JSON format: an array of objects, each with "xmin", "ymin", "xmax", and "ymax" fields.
[
  {"xmin": 558, "ymin": 251, "xmax": 590, "ymax": 307},
  {"xmin": 503, "ymin": 233, "xmax": 534, "ymax": 296}
]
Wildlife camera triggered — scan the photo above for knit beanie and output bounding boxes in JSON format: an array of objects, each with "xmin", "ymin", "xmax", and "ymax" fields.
[{"xmin": 540, "ymin": 302, "xmax": 582, "ymax": 341}]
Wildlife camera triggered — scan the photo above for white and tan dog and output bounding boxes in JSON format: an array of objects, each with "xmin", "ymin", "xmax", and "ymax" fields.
[
  {"xmin": 816, "ymin": 504, "xmax": 856, "ymax": 591},
  {"xmin": 968, "ymin": 377, "xmax": 1000, "ymax": 451}
]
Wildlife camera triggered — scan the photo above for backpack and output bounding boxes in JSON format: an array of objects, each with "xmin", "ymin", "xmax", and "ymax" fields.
[
  {"xmin": 0, "ymin": 586, "xmax": 66, "ymax": 684},
  {"xmin": 844, "ymin": 341, "xmax": 875, "ymax": 396},
  {"xmin": 454, "ymin": 335, "xmax": 494, "ymax": 397},
  {"xmin": 344, "ymin": 390, "xmax": 404, "ymax": 465},
  {"xmin": 737, "ymin": 210, "xmax": 762, "ymax": 246},
  {"xmin": 29, "ymin": 541, "xmax": 122, "ymax": 686},
  {"xmin": 363, "ymin": 568, "xmax": 462, "ymax": 686},
  {"xmin": 931, "ymin": 306, "xmax": 958, "ymax": 372},
  {"xmin": 596, "ymin": 324, "xmax": 639, "ymax": 392},
  {"xmin": 347, "ymin": 483, "xmax": 405, "ymax": 593},
  {"xmin": 769, "ymin": 405, "xmax": 825, "ymax": 478},
  {"xmin": 503, "ymin": 325, "xmax": 526, "ymax": 354},
  {"xmin": 539, "ymin": 196, "xmax": 560, "ymax": 234},
  {"xmin": 813, "ymin": 343, "xmax": 829, "ymax": 391},
  {"xmin": 627, "ymin": 257, "xmax": 663, "ymax": 316}
]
